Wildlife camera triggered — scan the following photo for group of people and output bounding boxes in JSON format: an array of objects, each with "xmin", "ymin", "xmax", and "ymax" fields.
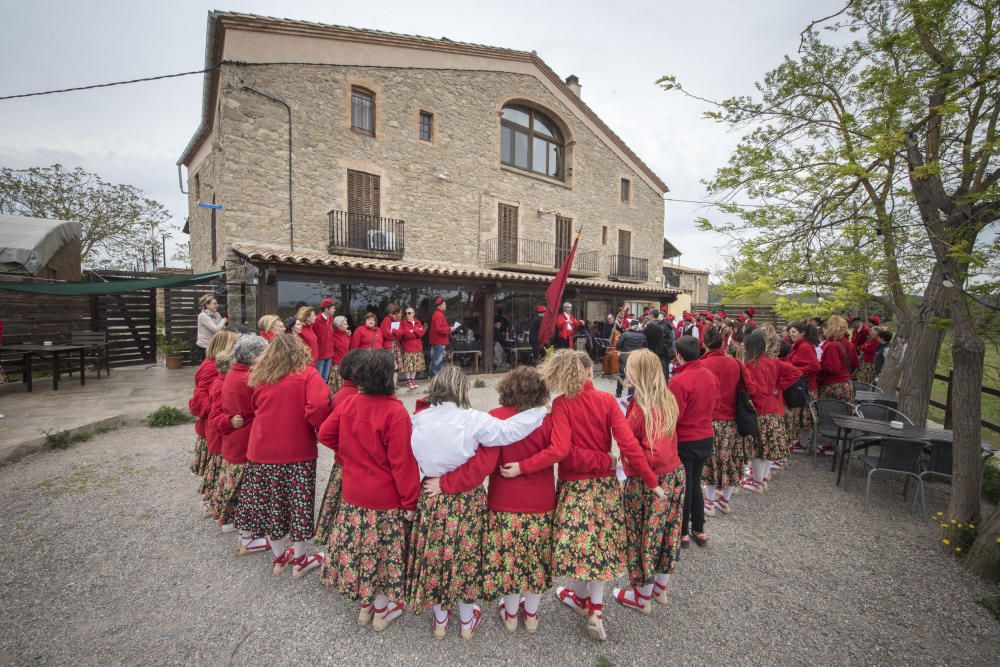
[{"xmin": 187, "ymin": 289, "xmax": 890, "ymax": 641}]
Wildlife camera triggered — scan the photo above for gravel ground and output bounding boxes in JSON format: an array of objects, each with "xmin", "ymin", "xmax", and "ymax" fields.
[{"xmin": 1, "ymin": 377, "xmax": 998, "ymax": 665}]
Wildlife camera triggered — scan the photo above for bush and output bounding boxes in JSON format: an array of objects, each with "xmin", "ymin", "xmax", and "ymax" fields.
[
  {"xmin": 44, "ymin": 426, "xmax": 113, "ymax": 449},
  {"xmin": 147, "ymin": 405, "xmax": 193, "ymax": 428},
  {"xmin": 160, "ymin": 338, "xmax": 192, "ymax": 357},
  {"xmin": 473, "ymin": 379, "xmax": 487, "ymax": 389},
  {"xmin": 983, "ymin": 464, "xmax": 1000, "ymax": 504}
]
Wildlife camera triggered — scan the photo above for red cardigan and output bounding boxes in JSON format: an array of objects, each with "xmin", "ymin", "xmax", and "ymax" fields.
[
  {"xmin": 299, "ymin": 325, "xmax": 320, "ymax": 363},
  {"xmin": 516, "ymin": 381, "xmax": 658, "ymax": 488},
  {"xmin": 247, "ymin": 366, "xmax": 332, "ymax": 464},
  {"xmin": 787, "ymin": 339, "xmax": 822, "ymax": 391},
  {"xmin": 440, "ymin": 406, "xmax": 556, "ymax": 513},
  {"xmin": 668, "ymin": 359, "xmax": 720, "ymax": 441},
  {"xmin": 429, "ymin": 309, "xmax": 451, "ymax": 346},
  {"xmin": 379, "ymin": 316, "xmax": 399, "ymax": 350},
  {"xmin": 315, "ymin": 313, "xmax": 334, "ymax": 359},
  {"xmin": 317, "ymin": 393, "xmax": 420, "ymax": 510},
  {"xmin": 350, "ymin": 325, "xmax": 383, "ymax": 350},
  {"xmin": 744, "ymin": 356, "xmax": 802, "ymax": 415},
  {"xmin": 860, "ymin": 337, "xmax": 879, "ymax": 363},
  {"xmin": 213, "ymin": 362, "xmax": 254, "ymax": 464},
  {"xmin": 819, "ymin": 339, "xmax": 853, "ymax": 386},
  {"xmin": 851, "ymin": 324, "xmax": 870, "ymax": 351},
  {"xmin": 624, "ymin": 401, "xmax": 681, "ymax": 476},
  {"xmin": 188, "ymin": 359, "xmax": 218, "ymax": 437},
  {"xmin": 205, "ymin": 372, "xmax": 226, "ymax": 455},
  {"xmin": 331, "ymin": 329, "xmax": 350, "ymax": 364},
  {"xmin": 397, "ymin": 319, "xmax": 426, "ymax": 353},
  {"xmin": 698, "ymin": 349, "xmax": 751, "ymax": 421}
]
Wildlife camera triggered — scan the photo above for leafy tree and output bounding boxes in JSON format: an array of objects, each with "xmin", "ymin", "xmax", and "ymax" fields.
[{"xmin": 0, "ymin": 164, "xmax": 171, "ymax": 270}]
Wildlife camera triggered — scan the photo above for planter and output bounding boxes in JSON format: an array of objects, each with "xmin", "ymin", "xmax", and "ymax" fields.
[{"xmin": 165, "ymin": 355, "xmax": 184, "ymax": 370}]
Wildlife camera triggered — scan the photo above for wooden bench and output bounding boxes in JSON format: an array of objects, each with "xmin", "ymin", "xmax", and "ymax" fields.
[{"xmin": 71, "ymin": 330, "xmax": 111, "ymax": 378}]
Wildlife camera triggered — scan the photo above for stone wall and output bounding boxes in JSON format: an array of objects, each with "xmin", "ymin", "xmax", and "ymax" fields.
[{"xmin": 189, "ymin": 62, "xmax": 665, "ymax": 288}]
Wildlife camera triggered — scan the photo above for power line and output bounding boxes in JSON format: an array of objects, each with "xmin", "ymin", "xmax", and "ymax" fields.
[
  {"xmin": 0, "ymin": 64, "xmax": 222, "ymax": 101},
  {"xmin": 663, "ymin": 196, "xmax": 768, "ymax": 209}
]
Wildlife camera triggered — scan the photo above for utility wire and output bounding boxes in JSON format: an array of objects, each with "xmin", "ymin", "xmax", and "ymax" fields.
[{"xmin": 0, "ymin": 64, "xmax": 222, "ymax": 101}]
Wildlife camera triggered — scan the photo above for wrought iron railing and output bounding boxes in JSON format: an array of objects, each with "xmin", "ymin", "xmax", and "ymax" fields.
[
  {"xmin": 482, "ymin": 237, "xmax": 600, "ymax": 275},
  {"xmin": 609, "ymin": 254, "xmax": 649, "ymax": 281},
  {"xmin": 327, "ymin": 210, "xmax": 405, "ymax": 258}
]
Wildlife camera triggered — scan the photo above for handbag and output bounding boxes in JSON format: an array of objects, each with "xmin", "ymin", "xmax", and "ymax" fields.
[
  {"xmin": 783, "ymin": 376, "xmax": 810, "ymax": 409},
  {"xmin": 734, "ymin": 367, "xmax": 759, "ymax": 437}
]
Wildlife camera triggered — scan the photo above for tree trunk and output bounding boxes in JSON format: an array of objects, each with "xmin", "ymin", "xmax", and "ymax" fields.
[
  {"xmin": 895, "ymin": 265, "xmax": 947, "ymax": 427},
  {"xmin": 946, "ymin": 289, "xmax": 985, "ymax": 524},
  {"xmin": 877, "ymin": 317, "xmax": 909, "ymax": 394},
  {"xmin": 966, "ymin": 504, "xmax": 1000, "ymax": 582}
]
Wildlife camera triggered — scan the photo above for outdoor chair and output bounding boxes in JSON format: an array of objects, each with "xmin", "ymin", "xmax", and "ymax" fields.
[
  {"xmin": 855, "ymin": 403, "xmax": 913, "ymax": 425},
  {"xmin": 809, "ymin": 398, "xmax": 855, "ymax": 468},
  {"xmin": 70, "ymin": 330, "xmax": 111, "ymax": 378},
  {"xmin": 911, "ymin": 442, "xmax": 994, "ymax": 517},
  {"xmin": 852, "ymin": 380, "xmax": 881, "ymax": 393},
  {"xmin": 857, "ymin": 437, "xmax": 928, "ymax": 514}
]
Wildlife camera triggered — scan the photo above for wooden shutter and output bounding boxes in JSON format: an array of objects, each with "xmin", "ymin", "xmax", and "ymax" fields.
[
  {"xmin": 498, "ymin": 204, "xmax": 518, "ymax": 263},
  {"xmin": 347, "ymin": 170, "xmax": 380, "ymax": 247},
  {"xmin": 555, "ymin": 215, "xmax": 572, "ymax": 266},
  {"xmin": 618, "ymin": 229, "xmax": 632, "ymax": 257}
]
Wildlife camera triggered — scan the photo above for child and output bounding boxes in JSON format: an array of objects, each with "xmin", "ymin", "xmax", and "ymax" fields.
[
  {"xmin": 501, "ymin": 350, "xmax": 665, "ymax": 642},
  {"xmin": 196, "ymin": 331, "xmax": 239, "ymax": 516},
  {"xmin": 314, "ymin": 349, "xmax": 369, "ymax": 547},
  {"xmin": 408, "ymin": 366, "xmax": 547, "ymax": 640},
  {"xmin": 236, "ymin": 335, "xmax": 332, "ymax": 579},
  {"xmin": 612, "ymin": 349, "xmax": 685, "ymax": 613},
  {"xmin": 317, "ymin": 349, "xmax": 419, "ymax": 632}
]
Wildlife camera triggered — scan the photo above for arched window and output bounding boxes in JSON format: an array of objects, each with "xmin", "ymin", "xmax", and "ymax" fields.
[{"xmin": 500, "ymin": 105, "xmax": 564, "ymax": 179}]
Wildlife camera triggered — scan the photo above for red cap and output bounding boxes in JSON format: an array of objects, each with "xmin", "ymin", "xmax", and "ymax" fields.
[
  {"xmin": 718, "ymin": 311, "xmax": 726, "ymax": 319},
  {"xmin": 660, "ymin": 305, "xmax": 670, "ymax": 312},
  {"xmin": 683, "ymin": 313, "xmax": 692, "ymax": 321},
  {"xmin": 433, "ymin": 296, "xmax": 444, "ymax": 306},
  {"xmin": 666, "ymin": 313, "xmax": 675, "ymax": 320},
  {"xmin": 736, "ymin": 313, "xmax": 747, "ymax": 322},
  {"xmin": 745, "ymin": 307, "xmax": 757, "ymax": 316},
  {"xmin": 643, "ymin": 306, "xmax": 651, "ymax": 313},
  {"xmin": 318, "ymin": 298, "xmax": 334, "ymax": 308},
  {"xmin": 869, "ymin": 315, "xmax": 881, "ymax": 325},
  {"xmin": 536, "ymin": 305, "xmax": 547, "ymax": 313}
]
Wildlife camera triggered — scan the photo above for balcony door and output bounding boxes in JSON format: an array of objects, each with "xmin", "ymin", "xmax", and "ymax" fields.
[
  {"xmin": 555, "ymin": 215, "xmax": 573, "ymax": 267},
  {"xmin": 498, "ymin": 203, "xmax": 518, "ymax": 263},
  {"xmin": 618, "ymin": 229, "xmax": 632, "ymax": 257},
  {"xmin": 347, "ymin": 170, "xmax": 380, "ymax": 249}
]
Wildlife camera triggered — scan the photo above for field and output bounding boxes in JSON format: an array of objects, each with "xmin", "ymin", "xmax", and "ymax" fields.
[{"xmin": 928, "ymin": 336, "xmax": 1000, "ymax": 449}]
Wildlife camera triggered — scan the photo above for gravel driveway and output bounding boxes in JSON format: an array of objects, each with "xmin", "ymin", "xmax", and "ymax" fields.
[{"xmin": 1, "ymin": 380, "xmax": 997, "ymax": 665}]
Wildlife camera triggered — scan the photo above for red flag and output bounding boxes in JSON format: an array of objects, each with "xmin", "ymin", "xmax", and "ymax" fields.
[{"xmin": 538, "ymin": 232, "xmax": 581, "ymax": 344}]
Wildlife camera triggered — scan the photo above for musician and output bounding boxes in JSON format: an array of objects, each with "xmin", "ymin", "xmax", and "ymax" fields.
[{"xmin": 554, "ymin": 302, "xmax": 584, "ymax": 349}]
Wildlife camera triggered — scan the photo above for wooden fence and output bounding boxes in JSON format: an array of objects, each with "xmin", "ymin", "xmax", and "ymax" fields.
[
  {"xmin": 689, "ymin": 303, "xmax": 785, "ymax": 327},
  {"xmin": 930, "ymin": 370, "xmax": 1000, "ymax": 434},
  {"xmin": 163, "ymin": 278, "xmax": 228, "ymax": 364}
]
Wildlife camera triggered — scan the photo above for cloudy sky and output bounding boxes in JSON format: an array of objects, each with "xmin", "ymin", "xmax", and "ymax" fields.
[{"xmin": 0, "ymin": 0, "xmax": 843, "ymax": 273}]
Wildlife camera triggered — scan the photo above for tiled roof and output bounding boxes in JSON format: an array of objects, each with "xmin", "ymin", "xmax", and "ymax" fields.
[
  {"xmin": 662, "ymin": 261, "xmax": 710, "ymax": 275},
  {"xmin": 233, "ymin": 244, "xmax": 680, "ymax": 296}
]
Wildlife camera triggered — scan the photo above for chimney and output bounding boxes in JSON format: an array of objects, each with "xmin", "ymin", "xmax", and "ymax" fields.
[{"xmin": 565, "ymin": 74, "xmax": 582, "ymax": 98}]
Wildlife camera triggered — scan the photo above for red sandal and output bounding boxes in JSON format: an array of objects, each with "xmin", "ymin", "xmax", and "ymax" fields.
[
  {"xmin": 587, "ymin": 602, "xmax": 607, "ymax": 641},
  {"xmin": 612, "ymin": 585, "xmax": 652, "ymax": 615}
]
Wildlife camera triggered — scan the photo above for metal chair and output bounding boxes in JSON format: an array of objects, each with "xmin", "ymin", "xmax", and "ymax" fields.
[
  {"xmin": 852, "ymin": 380, "xmax": 881, "ymax": 393},
  {"xmin": 70, "ymin": 330, "xmax": 111, "ymax": 378},
  {"xmin": 809, "ymin": 399, "xmax": 855, "ymax": 468},
  {"xmin": 855, "ymin": 403, "xmax": 913, "ymax": 425},
  {"xmin": 858, "ymin": 438, "xmax": 928, "ymax": 513}
]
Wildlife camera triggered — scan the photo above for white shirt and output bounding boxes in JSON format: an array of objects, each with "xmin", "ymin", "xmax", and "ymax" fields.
[{"xmin": 410, "ymin": 403, "xmax": 547, "ymax": 477}]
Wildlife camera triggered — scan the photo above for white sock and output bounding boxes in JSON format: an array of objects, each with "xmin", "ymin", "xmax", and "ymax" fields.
[
  {"xmin": 373, "ymin": 593, "xmax": 388, "ymax": 611},
  {"xmin": 239, "ymin": 530, "xmax": 251, "ymax": 543},
  {"xmin": 752, "ymin": 459, "xmax": 768, "ymax": 482},
  {"xmin": 572, "ymin": 579, "xmax": 589, "ymax": 599},
  {"xmin": 637, "ymin": 582, "xmax": 654, "ymax": 598},
  {"xmin": 269, "ymin": 537, "xmax": 286, "ymax": 557},
  {"xmin": 704, "ymin": 485, "xmax": 717, "ymax": 502},
  {"xmin": 459, "ymin": 602, "xmax": 476, "ymax": 624},
  {"xmin": 293, "ymin": 541, "xmax": 306, "ymax": 558},
  {"xmin": 432, "ymin": 604, "xmax": 447, "ymax": 622},
  {"xmin": 654, "ymin": 573, "xmax": 670, "ymax": 588},
  {"xmin": 588, "ymin": 581, "xmax": 605, "ymax": 607},
  {"xmin": 723, "ymin": 486, "xmax": 735, "ymax": 501},
  {"xmin": 503, "ymin": 594, "xmax": 520, "ymax": 616},
  {"xmin": 523, "ymin": 593, "xmax": 541, "ymax": 614}
]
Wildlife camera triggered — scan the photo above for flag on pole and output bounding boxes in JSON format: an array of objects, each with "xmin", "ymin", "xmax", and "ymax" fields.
[{"xmin": 538, "ymin": 231, "xmax": 581, "ymax": 344}]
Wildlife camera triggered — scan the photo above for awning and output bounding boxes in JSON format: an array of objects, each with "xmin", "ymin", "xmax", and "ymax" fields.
[{"xmin": 0, "ymin": 270, "xmax": 227, "ymax": 295}]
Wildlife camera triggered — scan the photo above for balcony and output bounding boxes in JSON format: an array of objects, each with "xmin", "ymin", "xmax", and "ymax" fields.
[
  {"xmin": 327, "ymin": 210, "xmax": 405, "ymax": 259},
  {"xmin": 609, "ymin": 254, "xmax": 649, "ymax": 282},
  {"xmin": 483, "ymin": 237, "xmax": 600, "ymax": 277}
]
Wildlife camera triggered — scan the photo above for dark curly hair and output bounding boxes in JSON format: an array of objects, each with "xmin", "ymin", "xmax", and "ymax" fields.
[
  {"xmin": 496, "ymin": 367, "xmax": 549, "ymax": 411},
  {"xmin": 337, "ymin": 349, "xmax": 369, "ymax": 384},
  {"xmin": 356, "ymin": 349, "xmax": 395, "ymax": 396}
]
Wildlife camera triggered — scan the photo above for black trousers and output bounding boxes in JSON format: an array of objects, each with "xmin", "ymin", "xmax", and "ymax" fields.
[
  {"xmin": 615, "ymin": 353, "xmax": 635, "ymax": 398},
  {"xmin": 678, "ymin": 437, "xmax": 713, "ymax": 535},
  {"xmin": 553, "ymin": 337, "xmax": 570, "ymax": 349}
]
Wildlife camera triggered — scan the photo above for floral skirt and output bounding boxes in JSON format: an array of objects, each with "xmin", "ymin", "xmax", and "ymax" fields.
[
  {"xmin": 785, "ymin": 388, "xmax": 818, "ymax": 440},
  {"xmin": 212, "ymin": 461, "xmax": 245, "ymax": 525},
  {"xmin": 233, "ymin": 459, "xmax": 316, "ymax": 542},
  {"xmin": 190, "ymin": 435, "xmax": 208, "ymax": 476},
  {"xmin": 399, "ymin": 350, "xmax": 426, "ymax": 373},
  {"xmin": 321, "ymin": 502, "xmax": 409, "ymax": 606},
  {"xmin": 391, "ymin": 341, "xmax": 403, "ymax": 370},
  {"xmin": 406, "ymin": 487, "xmax": 486, "ymax": 612},
  {"xmin": 198, "ymin": 453, "xmax": 223, "ymax": 500},
  {"xmin": 550, "ymin": 477, "xmax": 626, "ymax": 582},
  {"xmin": 703, "ymin": 420, "xmax": 742, "ymax": 489},
  {"xmin": 313, "ymin": 463, "xmax": 343, "ymax": 546},
  {"xmin": 857, "ymin": 362, "xmax": 875, "ymax": 385},
  {"xmin": 820, "ymin": 381, "xmax": 855, "ymax": 403},
  {"xmin": 751, "ymin": 413, "xmax": 789, "ymax": 461},
  {"xmin": 624, "ymin": 468, "xmax": 685, "ymax": 584},
  {"xmin": 482, "ymin": 510, "xmax": 553, "ymax": 597},
  {"xmin": 327, "ymin": 365, "xmax": 343, "ymax": 393}
]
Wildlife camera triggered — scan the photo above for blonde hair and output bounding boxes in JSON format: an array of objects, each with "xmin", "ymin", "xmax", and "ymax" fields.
[
  {"xmin": 257, "ymin": 314, "xmax": 281, "ymax": 333},
  {"xmin": 624, "ymin": 349, "xmax": 679, "ymax": 448},
  {"xmin": 206, "ymin": 330, "xmax": 239, "ymax": 361},
  {"xmin": 295, "ymin": 306, "xmax": 314, "ymax": 323},
  {"xmin": 824, "ymin": 315, "xmax": 848, "ymax": 341},
  {"xmin": 761, "ymin": 323, "xmax": 781, "ymax": 358},
  {"xmin": 248, "ymin": 333, "xmax": 312, "ymax": 386},
  {"xmin": 215, "ymin": 346, "xmax": 235, "ymax": 373},
  {"xmin": 426, "ymin": 365, "xmax": 471, "ymax": 409},
  {"xmin": 198, "ymin": 293, "xmax": 217, "ymax": 309},
  {"xmin": 540, "ymin": 349, "xmax": 592, "ymax": 398}
]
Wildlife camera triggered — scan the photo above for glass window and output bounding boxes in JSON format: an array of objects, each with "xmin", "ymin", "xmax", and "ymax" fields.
[
  {"xmin": 532, "ymin": 137, "xmax": 548, "ymax": 173},
  {"xmin": 501, "ymin": 106, "xmax": 530, "ymax": 127},
  {"xmin": 500, "ymin": 104, "xmax": 565, "ymax": 180},
  {"xmin": 514, "ymin": 130, "xmax": 529, "ymax": 169},
  {"xmin": 501, "ymin": 125, "xmax": 513, "ymax": 164},
  {"xmin": 351, "ymin": 88, "xmax": 374, "ymax": 135},
  {"xmin": 620, "ymin": 178, "xmax": 631, "ymax": 203},
  {"xmin": 419, "ymin": 111, "xmax": 433, "ymax": 142}
]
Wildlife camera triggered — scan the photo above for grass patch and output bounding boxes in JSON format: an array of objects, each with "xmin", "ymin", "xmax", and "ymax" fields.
[
  {"xmin": 147, "ymin": 405, "xmax": 193, "ymax": 428},
  {"xmin": 931, "ymin": 336, "xmax": 1000, "ymax": 449},
  {"xmin": 595, "ymin": 658, "xmax": 615, "ymax": 667},
  {"xmin": 979, "ymin": 595, "xmax": 1000, "ymax": 621},
  {"xmin": 473, "ymin": 379, "xmax": 487, "ymax": 389},
  {"xmin": 43, "ymin": 424, "xmax": 118, "ymax": 449}
]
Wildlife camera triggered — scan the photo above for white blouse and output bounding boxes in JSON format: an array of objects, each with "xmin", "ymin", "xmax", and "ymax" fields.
[{"xmin": 410, "ymin": 402, "xmax": 546, "ymax": 477}]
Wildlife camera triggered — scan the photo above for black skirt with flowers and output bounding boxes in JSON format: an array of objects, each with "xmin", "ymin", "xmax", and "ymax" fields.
[
  {"xmin": 233, "ymin": 459, "xmax": 316, "ymax": 542},
  {"xmin": 550, "ymin": 476, "xmax": 626, "ymax": 582},
  {"xmin": 482, "ymin": 510, "xmax": 553, "ymax": 597},
  {"xmin": 623, "ymin": 468, "xmax": 685, "ymax": 584},
  {"xmin": 313, "ymin": 463, "xmax": 343, "ymax": 546}
]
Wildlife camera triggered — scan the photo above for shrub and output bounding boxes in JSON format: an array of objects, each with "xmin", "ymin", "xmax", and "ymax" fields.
[
  {"xmin": 983, "ymin": 463, "xmax": 1000, "ymax": 504},
  {"xmin": 45, "ymin": 428, "xmax": 99, "ymax": 449},
  {"xmin": 160, "ymin": 339, "xmax": 192, "ymax": 357},
  {"xmin": 147, "ymin": 405, "xmax": 193, "ymax": 428},
  {"xmin": 473, "ymin": 379, "xmax": 487, "ymax": 389}
]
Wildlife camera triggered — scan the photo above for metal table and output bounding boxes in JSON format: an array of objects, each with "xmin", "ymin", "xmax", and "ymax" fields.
[{"xmin": 0, "ymin": 344, "xmax": 87, "ymax": 392}]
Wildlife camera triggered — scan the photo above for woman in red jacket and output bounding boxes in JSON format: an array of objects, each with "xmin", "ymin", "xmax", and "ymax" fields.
[
  {"xmin": 328, "ymin": 315, "xmax": 351, "ymax": 392},
  {"xmin": 189, "ymin": 331, "xmax": 238, "ymax": 511},
  {"xmin": 257, "ymin": 314, "xmax": 284, "ymax": 342},
  {"xmin": 318, "ymin": 349, "xmax": 419, "ymax": 633},
  {"xmin": 235, "ymin": 335, "xmax": 333, "ymax": 579},
  {"xmin": 350, "ymin": 311, "xmax": 383, "ymax": 351},
  {"xmin": 817, "ymin": 315, "xmax": 855, "ymax": 403},
  {"xmin": 188, "ymin": 335, "xmax": 221, "ymax": 478},
  {"xmin": 314, "ymin": 349, "xmax": 369, "ymax": 548},
  {"xmin": 858, "ymin": 325, "xmax": 881, "ymax": 384},
  {"xmin": 296, "ymin": 307, "xmax": 320, "ymax": 364},
  {"xmin": 209, "ymin": 334, "xmax": 270, "ymax": 554},
  {"xmin": 501, "ymin": 350, "xmax": 665, "ymax": 642},
  {"xmin": 612, "ymin": 350, "xmax": 685, "ymax": 615},
  {"xmin": 397, "ymin": 306, "xmax": 426, "ymax": 390},
  {"xmin": 786, "ymin": 321, "xmax": 822, "ymax": 454},
  {"xmin": 380, "ymin": 303, "xmax": 403, "ymax": 365},
  {"xmin": 740, "ymin": 330, "xmax": 802, "ymax": 493}
]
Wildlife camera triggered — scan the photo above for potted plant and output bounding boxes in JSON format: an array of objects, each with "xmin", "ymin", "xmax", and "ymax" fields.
[{"xmin": 161, "ymin": 339, "xmax": 191, "ymax": 369}]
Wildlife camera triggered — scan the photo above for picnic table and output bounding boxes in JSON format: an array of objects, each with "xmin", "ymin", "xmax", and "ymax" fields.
[
  {"xmin": 0, "ymin": 343, "xmax": 87, "ymax": 392},
  {"xmin": 854, "ymin": 390, "xmax": 898, "ymax": 407}
]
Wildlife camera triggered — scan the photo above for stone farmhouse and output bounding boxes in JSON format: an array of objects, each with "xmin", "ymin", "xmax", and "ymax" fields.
[{"xmin": 178, "ymin": 11, "xmax": 680, "ymax": 370}]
